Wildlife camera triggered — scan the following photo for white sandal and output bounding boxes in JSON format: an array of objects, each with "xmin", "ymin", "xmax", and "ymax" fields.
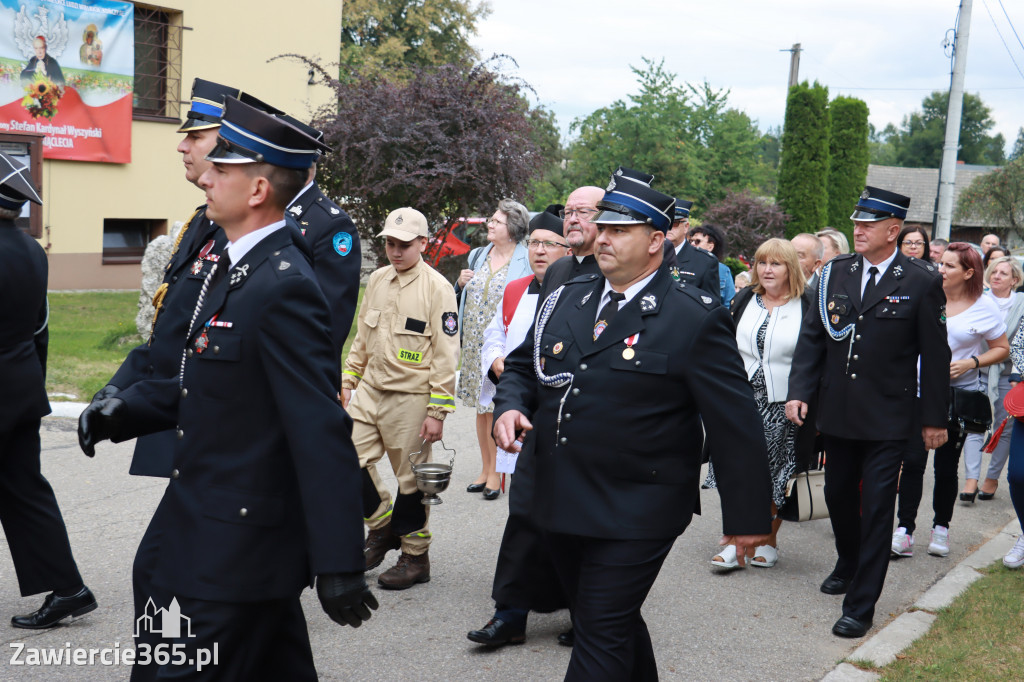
[
  {"xmin": 751, "ymin": 545, "xmax": 778, "ymax": 568},
  {"xmin": 711, "ymin": 544, "xmax": 740, "ymax": 569}
]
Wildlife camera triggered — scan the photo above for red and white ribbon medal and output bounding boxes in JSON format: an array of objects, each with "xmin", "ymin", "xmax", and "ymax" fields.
[{"xmin": 622, "ymin": 333, "xmax": 639, "ymax": 359}]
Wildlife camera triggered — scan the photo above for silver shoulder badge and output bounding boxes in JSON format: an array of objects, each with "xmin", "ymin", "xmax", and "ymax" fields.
[
  {"xmin": 279, "ymin": 260, "xmax": 291, "ymax": 271},
  {"xmin": 330, "ymin": 207, "xmax": 340, "ymax": 215},
  {"xmin": 580, "ymin": 291, "xmax": 593, "ymax": 306},
  {"xmin": 701, "ymin": 295, "xmax": 713, "ymax": 305},
  {"xmin": 640, "ymin": 293, "xmax": 657, "ymax": 311}
]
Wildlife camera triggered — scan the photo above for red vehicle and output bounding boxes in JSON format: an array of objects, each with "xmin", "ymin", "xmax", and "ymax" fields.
[{"xmin": 425, "ymin": 217, "xmax": 486, "ymax": 267}]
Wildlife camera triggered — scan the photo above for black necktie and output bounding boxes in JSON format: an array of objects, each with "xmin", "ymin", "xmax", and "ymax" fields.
[
  {"xmin": 594, "ymin": 291, "xmax": 625, "ymax": 340},
  {"xmin": 863, "ymin": 266, "xmax": 879, "ymax": 301}
]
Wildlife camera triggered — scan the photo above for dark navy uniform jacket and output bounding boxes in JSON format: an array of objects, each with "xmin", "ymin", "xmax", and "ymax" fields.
[
  {"xmin": 494, "ymin": 266, "xmax": 772, "ymax": 540},
  {"xmin": 112, "ymin": 226, "xmax": 364, "ymax": 602},
  {"xmin": 0, "ymin": 219, "xmax": 50, "ymax": 433},
  {"xmin": 110, "ymin": 207, "xmax": 227, "ymax": 477},
  {"xmin": 287, "ymin": 182, "xmax": 361, "ymax": 362},
  {"xmin": 670, "ymin": 239, "xmax": 721, "ymax": 305},
  {"xmin": 788, "ymin": 251, "xmax": 950, "ymax": 440}
]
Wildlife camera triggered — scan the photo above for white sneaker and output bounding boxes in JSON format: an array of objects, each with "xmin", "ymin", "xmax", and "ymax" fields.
[
  {"xmin": 1004, "ymin": 535, "xmax": 1024, "ymax": 569},
  {"xmin": 891, "ymin": 527, "xmax": 914, "ymax": 557},
  {"xmin": 928, "ymin": 526, "xmax": 950, "ymax": 557}
]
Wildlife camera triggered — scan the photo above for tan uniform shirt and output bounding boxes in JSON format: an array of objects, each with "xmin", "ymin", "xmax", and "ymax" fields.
[{"xmin": 342, "ymin": 259, "xmax": 459, "ymax": 419}]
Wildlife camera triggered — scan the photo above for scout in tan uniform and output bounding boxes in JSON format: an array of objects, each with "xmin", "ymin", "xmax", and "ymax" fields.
[{"xmin": 342, "ymin": 207, "xmax": 460, "ymax": 590}]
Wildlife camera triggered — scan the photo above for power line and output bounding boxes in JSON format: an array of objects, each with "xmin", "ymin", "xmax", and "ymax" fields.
[
  {"xmin": 833, "ymin": 86, "xmax": 1024, "ymax": 91},
  {"xmin": 982, "ymin": 0, "xmax": 1024, "ymax": 81},
  {"xmin": 996, "ymin": 0, "xmax": 1024, "ymax": 53}
]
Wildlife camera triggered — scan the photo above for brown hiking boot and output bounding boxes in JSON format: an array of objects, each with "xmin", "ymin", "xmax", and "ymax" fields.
[
  {"xmin": 377, "ymin": 552, "xmax": 430, "ymax": 590},
  {"xmin": 364, "ymin": 525, "xmax": 401, "ymax": 571}
]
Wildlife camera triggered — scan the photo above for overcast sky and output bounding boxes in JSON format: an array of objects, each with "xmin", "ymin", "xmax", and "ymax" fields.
[{"xmin": 472, "ymin": 0, "xmax": 1024, "ymax": 153}]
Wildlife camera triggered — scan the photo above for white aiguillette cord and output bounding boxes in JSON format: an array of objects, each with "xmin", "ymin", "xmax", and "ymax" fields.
[
  {"xmin": 179, "ymin": 262, "xmax": 219, "ymax": 387},
  {"xmin": 533, "ymin": 285, "xmax": 574, "ymax": 440}
]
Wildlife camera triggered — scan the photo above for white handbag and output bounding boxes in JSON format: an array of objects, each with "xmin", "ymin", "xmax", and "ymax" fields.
[{"xmin": 779, "ymin": 469, "xmax": 828, "ymax": 522}]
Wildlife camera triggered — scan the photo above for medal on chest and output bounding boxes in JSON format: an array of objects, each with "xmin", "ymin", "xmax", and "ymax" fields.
[{"xmin": 622, "ymin": 333, "xmax": 639, "ymax": 359}]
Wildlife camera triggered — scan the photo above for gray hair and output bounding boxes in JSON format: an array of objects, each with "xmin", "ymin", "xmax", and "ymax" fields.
[
  {"xmin": 0, "ymin": 206, "xmax": 21, "ymax": 221},
  {"xmin": 497, "ymin": 198, "xmax": 530, "ymax": 243},
  {"xmin": 793, "ymin": 232, "xmax": 824, "ymax": 260},
  {"xmin": 816, "ymin": 228, "xmax": 850, "ymax": 255}
]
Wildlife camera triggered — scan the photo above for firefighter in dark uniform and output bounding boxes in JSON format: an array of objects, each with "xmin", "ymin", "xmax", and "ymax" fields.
[
  {"xmin": 786, "ymin": 186, "xmax": 950, "ymax": 638},
  {"xmin": 664, "ymin": 199, "xmax": 720, "ymax": 303},
  {"xmin": 0, "ymin": 152, "xmax": 97, "ymax": 629},
  {"xmin": 279, "ymin": 113, "xmax": 361, "ymax": 360},
  {"xmin": 78, "ymin": 97, "xmax": 375, "ymax": 680},
  {"xmin": 91, "ymin": 78, "xmax": 239, "ymax": 479},
  {"xmin": 493, "ymin": 171, "xmax": 772, "ymax": 680}
]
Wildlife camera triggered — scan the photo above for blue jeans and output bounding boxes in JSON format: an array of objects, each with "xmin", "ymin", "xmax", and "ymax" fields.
[{"xmin": 1008, "ymin": 420, "xmax": 1024, "ymax": 523}]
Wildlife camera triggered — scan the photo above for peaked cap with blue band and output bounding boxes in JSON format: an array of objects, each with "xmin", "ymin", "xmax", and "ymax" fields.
[
  {"xmin": 0, "ymin": 151, "xmax": 42, "ymax": 210},
  {"xmin": 673, "ymin": 199, "xmax": 693, "ymax": 220},
  {"xmin": 206, "ymin": 96, "xmax": 330, "ymax": 170},
  {"xmin": 851, "ymin": 186, "xmax": 910, "ymax": 221},
  {"xmin": 592, "ymin": 172, "xmax": 675, "ymax": 233},
  {"xmin": 177, "ymin": 78, "xmax": 242, "ymax": 133}
]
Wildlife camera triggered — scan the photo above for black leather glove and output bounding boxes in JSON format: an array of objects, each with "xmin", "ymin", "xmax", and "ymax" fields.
[
  {"xmin": 316, "ymin": 572, "xmax": 378, "ymax": 628},
  {"xmin": 78, "ymin": 397, "xmax": 125, "ymax": 457},
  {"xmin": 91, "ymin": 385, "xmax": 120, "ymax": 402}
]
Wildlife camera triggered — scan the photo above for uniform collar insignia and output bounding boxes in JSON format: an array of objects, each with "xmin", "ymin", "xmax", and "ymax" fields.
[
  {"xmin": 893, "ymin": 264, "xmax": 904, "ymax": 278},
  {"xmin": 229, "ymin": 263, "xmax": 250, "ymax": 287},
  {"xmin": 288, "ymin": 204, "xmax": 303, "ymax": 217},
  {"xmin": 850, "ymin": 259, "xmax": 859, "ymax": 273},
  {"xmin": 640, "ymin": 293, "xmax": 657, "ymax": 312}
]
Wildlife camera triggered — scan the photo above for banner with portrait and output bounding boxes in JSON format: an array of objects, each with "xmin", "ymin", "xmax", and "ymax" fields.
[{"xmin": 0, "ymin": 0, "xmax": 133, "ymax": 163}]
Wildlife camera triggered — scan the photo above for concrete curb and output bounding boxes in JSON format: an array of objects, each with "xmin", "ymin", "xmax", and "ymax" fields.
[
  {"xmin": 48, "ymin": 401, "xmax": 88, "ymax": 419},
  {"xmin": 823, "ymin": 518, "xmax": 1022, "ymax": 679}
]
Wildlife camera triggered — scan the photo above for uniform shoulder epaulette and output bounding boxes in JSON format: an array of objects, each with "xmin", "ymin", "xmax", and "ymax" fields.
[
  {"xmin": 905, "ymin": 256, "xmax": 939, "ymax": 275},
  {"xmin": 269, "ymin": 247, "xmax": 305, "ymax": 280},
  {"xmin": 564, "ymin": 273, "xmax": 600, "ymax": 286},
  {"xmin": 693, "ymin": 246, "xmax": 717, "ymax": 261},
  {"xmin": 831, "ymin": 253, "xmax": 856, "ymax": 262},
  {"xmin": 312, "ymin": 194, "xmax": 346, "ymax": 220},
  {"xmin": 673, "ymin": 281, "xmax": 718, "ymax": 309}
]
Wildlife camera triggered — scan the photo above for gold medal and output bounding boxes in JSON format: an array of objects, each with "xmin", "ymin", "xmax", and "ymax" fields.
[
  {"xmin": 828, "ymin": 301, "xmax": 835, "ymax": 311},
  {"xmin": 622, "ymin": 347, "xmax": 635, "ymax": 360}
]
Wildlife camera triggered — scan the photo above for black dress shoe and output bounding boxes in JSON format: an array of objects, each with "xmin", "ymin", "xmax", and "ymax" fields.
[
  {"xmin": 12, "ymin": 587, "xmax": 97, "ymax": 629},
  {"xmin": 832, "ymin": 615, "xmax": 872, "ymax": 638},
  {"xmin": 467, "ymin": 618, "xmax": 525, "ymax": 647},
  {"xmin": 978, "ymin": 490, "xmax": 996, "ymax": 501},
  {"xmin": 466, "ymin": 482, "xmax": 486, "ymax": 493},
  {"xmin": 820, "ymin": 574, "xmax": 851, "ymax": 595},
  {"xmin": 482, "ymin": 488, "xmax": 500, "ymax": 500},
  {"xmin": 959, "ymin": 490, "xmax": 978, "ymax": 503},
  {"xmin": 557, "ymin": 627, "xmax": 575, "ymax": 647}
]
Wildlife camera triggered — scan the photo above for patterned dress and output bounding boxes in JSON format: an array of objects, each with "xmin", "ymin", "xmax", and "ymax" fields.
[
  {"xmin": 457, "ymin": 253, "xmax": 511, "ymax": 414},
  {"xmin": 704, "ymin": 295, "xmax": 798, "ymax": 507}
]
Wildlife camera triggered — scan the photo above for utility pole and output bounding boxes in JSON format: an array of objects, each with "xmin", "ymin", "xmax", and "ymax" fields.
[
  {"xmin": 781, "ymin": 43, "xmax": 802, "ymax": 90},
  {"xmin": 934, "ymin": 0, "xmax": 973, "ymax": 241}
]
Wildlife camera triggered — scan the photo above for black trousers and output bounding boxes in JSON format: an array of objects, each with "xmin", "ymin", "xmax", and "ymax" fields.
[
  {"xmin": 545, "ymin": 532, "xmax": 674, "ymax": 682},
  {"xmin": 822, "ymin": 436, "xmax": 904, "ymax": 623},
  {"xmin": 0, "ymin": 418, "xmax": 83, "ymax": 596},
  {"xmin": 132, "ymin": 504, "xmax": 317, "ymax": 681},
  {"xmin": 897, "ymin": 424, "xmax": 965, "ymax": 535}
]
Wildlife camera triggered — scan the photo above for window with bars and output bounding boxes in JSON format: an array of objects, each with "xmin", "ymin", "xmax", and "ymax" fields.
[{"xmin": 133, "ymin": 5, "xmax": 183, "ymax": 121}]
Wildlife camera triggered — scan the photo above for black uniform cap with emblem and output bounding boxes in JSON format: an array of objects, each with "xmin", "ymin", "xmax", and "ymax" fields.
[
  {"xmin": 673, "ymin": 199, "xmax": 694, "ymax": 221},
  {"xmin": 592, "ymin": 171, "xmax": 675, "ymax": 233},
  {"xmin": 611, "ymin": 166, "xmax": 655, "ymax": 186},
  {"xmin": 177, "ymin": 78, "xmax": 242, "ymax": 133},
  {"xmin": 851, "ymin": 186, "xmax": 911, "ymax": 222},
  {"xmin": 206, "ymin": 97, "xmax": 330, "ymax": 169},
  {"xmin": 0, "ymin": 151, "xmax": 42, "ymax": 209}
]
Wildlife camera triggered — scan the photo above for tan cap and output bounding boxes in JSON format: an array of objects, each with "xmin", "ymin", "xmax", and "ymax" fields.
[{"xmin": 377, "ymin": 207, "xmax": 428, "ymax": 241}]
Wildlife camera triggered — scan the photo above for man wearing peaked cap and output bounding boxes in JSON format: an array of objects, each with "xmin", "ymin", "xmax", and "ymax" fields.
[
  {"xmin": 787, "ymin": 185, "xmax": 949, "ymax": 639},
  {"xmin": 0, "ymin": 152, "xmax": 98, "ymax": 630},
  {"xmin": 277, "ymin": 112, "xmax": 362, "ymax": 360},
  {"xmin": 79, "ymin": 97, "xmax": 376, "ymax": 679},
  {"xmin": 341, "ymin": 207, "xmax": 459, "ymax": 590},
  {"xmin": 664, "ymin": 198, "xmax": 721, "ymax": 304},
  {"xmin": 493, "ymin": 168, "xmax": 773, "ymax": 679}
]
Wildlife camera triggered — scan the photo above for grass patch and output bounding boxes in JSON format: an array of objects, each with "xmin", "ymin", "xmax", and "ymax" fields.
[
  {"xmin": 877, "ymin": 564, "xmax": 1024, "ymax": 681},
  {"xmin": 46, "ymin": 292, "xmax": 140, "ymax": 401},
  {"xmin": 45, "ymin": 287, "xmax": 367, "ymax": 402}
]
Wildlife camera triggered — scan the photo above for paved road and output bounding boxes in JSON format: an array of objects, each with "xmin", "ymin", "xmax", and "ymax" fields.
[{"xmin": 0, "ymin": 408, "xmax": 1016, "ymax": 680}]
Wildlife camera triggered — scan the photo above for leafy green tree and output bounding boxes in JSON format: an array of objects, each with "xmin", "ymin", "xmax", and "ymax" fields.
[
  {"xmin": 827, "ymin": 96, "xmax": 870, "ymax": 240},
  {"xmin": 776, "ymin": 81, "xmax": 830, "ymax": 237},
  {"xmin": 1010, "ymin": 127, "xmax": 1024, "ymax": 162},
  {"xmin": 869, "ymin": 122, "xmax": 899, "ymax": 166},
  {"xmin": 701, "ymin": 190, "xmax": 790, "ymax": 261},
  {"xmin": 564, "ymin": 59, "xmax": 773, "ymax": 214},
  {"xmin": 885, "ymin": 91, "xmax": 1005, "ymax": 168},
  {"xmin": 340, "ymin": 0, "xmax": 490, "ymax": 77},
  {"xmin": 957, "ymin": 157, "xmax": 1024, "ymax": 231}
]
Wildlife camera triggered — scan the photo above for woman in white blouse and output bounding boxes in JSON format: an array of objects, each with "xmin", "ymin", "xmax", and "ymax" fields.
[{"xmin": 706, "ymin": 238, "xmax": 814, "ymax": 569}]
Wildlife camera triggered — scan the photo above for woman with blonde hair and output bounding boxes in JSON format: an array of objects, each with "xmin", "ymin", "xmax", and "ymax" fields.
[{"xmin": 707, "ymin": 238, "xmax": 816, "ymax": 568}]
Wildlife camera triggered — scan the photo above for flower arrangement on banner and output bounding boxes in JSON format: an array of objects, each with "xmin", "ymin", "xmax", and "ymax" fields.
[{"xmin": 22, "ymin": 72, "xmax": 63, "ymax": 119}]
